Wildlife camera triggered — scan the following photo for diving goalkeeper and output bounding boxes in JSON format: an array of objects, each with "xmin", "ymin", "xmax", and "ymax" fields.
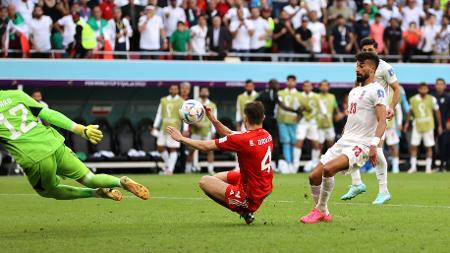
[{"xmin": 0, "ymin": 90, "xmax": 149, "ymax": 201}]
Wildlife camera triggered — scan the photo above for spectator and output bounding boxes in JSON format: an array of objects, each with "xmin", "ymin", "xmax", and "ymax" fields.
[
  {"xmin": 272, "ymin": 0, "xmax": 289, "ymax": 19},
  {"xmin": 207, "ymin": 15, "xmax": 231, "ymax": 60},
  {"xmin": 433, "ymin": 78, "xmax": 449, "ymax": 171},
  {"xmin": 354, "ymin": 13, "xmax": 370, "ymax": 51},
  {"xmin": 42, "ymin": 0, "xmax": 65, "ymax": 23},
  {"xmin": 79, "ymin": 0, "xmax": 92, "ymax": 21},
  {"xmin": 419, "ymin": 14, "xmax": 439, "ymax": 62},
  {"xmin": 307, "ymin": 10, "xmax": 326, "ymax": 57},
  {"xmin": 107, "ymin": 7, "xmax": 132, "ymax": 58},
  {"xmin": 87, "ymin": 6, "xmax": 108, "ymax": 50},
  {"xmin": 31, "ymin": 89, "xmax": 49, "ymax": 107},
  {"xmin": 170, "ymin": 21, "xmax": 191, "ymax": 59},
  {"xmin": 139, "ymin": 5, "xmax": 166, "ymax": 59},
  {"xmin": 14, "ymin": 0, "xmax": 35, "ymax": 22},
  {"xmin": 0, "ymin": 6, "xmax": 8, "ymax": 51},
  {"xmin": 434, "ymin": 16, "xmax": 450, "ymax": 64},
  {"xmin": 205, "ymin": 0, "xmax": 219, "ymax": 26},
  {"xmin": 294, "ymin": 16, "xmax": 312, "ymax": 57},
  {"xmin": 304, "ymin": 0, "xmax": 327, "ymax": 23},
  {"xmin": 383, "ymin": 17, "xmax": 402, "ymax": 60},
  {"xmin": 250, "ymin": 7, "xmax": 271, "ymax": 57},
  {"xmin": 328, "ymin": 0, "xmax": 354, "ymax": 28},
  {"xmin": 185, "ymin": 0, "xmax": 203, "ymax": 27},
  {"xmin": 358, "ymin": 0, "xmax": 379, "ymax": 24},
  {"xmin": 224, "ymin": 0, "xmax": 250, "ymax": 24},
  {"xmin": 28, "ymin": 6, "xmax": 52, "ymax": 58},
  {"xmin": 149, "ymin": 0, "xmax": 164, "ymax": 19},
  {"xmin": 99, "ymin": 0, "xmax": 115, "ymax": 20},
  {"xmin": 428, "ymin": 0, "xmax": 443, "ymax": 25},
  {"xmin": 190, "ymin": 15, "xmax": 208, "ymax": 57},
  {"xmin": 402, "ymin": 21, "xmax": 422, "ymax": 62},
  {"xmin": 229, "ymin": 8, "xmax": 254, "ymax": 59},
  {"xmin": 121, "ymin": 0, "xmax": 144, "ymax": 51},
  {"xmin": 163, "ymin": 0, "xmax": 187, "ymax": 37},
  {"xmin": 401, "ymin": 0, "xmax": 425, "ymax": 31},
  {"xmin": 283, "ymin": 0, "xmax": 307, "ymax": 29},
  {"xmin": 379, "ymin": 0, "xmax": 402, "ymax": 27},
  {"xmin": 70, "ymin": 11, "xmax": 96, "ymax": 58},
  {"xmin": 55, "ymin": 4, "xmax": 77, "ymax": 50},
  {"xmin": 369, "ymin": 13, "xmax": 385, "ymax": 54},
  {"xmin": 215, "ymin": 0, "xmax": 230, "ymax": 17},
  {"xmin": 6, "ymin": 4, "xmax": 28, "ymax": 58},
  {"xmin": 261, "ymin": 7, "xmax": 275, "ymax": 54},
  {"xmin": 273, "ymin": 10, "xmax": 296, "ymax": 61},
  {"xmin": 180, "ymin": 81, "xmax": 191, "ymax": 100},
  {"xmin": 329, "ymin": 14, "xmax": 355, "ymax": 61}
]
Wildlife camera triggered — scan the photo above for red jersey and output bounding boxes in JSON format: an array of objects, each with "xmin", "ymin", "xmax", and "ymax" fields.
[{"xmin": 215, "ymin": 128, "xmax": 273, "ymax": 202}]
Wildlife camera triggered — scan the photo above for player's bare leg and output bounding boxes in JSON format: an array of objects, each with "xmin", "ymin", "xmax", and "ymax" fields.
[
  {"xmin": 198, "ymin": 175, "xmax": 228, "ymax": 207},
  {"xmin": 301, "ymin": 155, "xmax": 350, "ymax": 224},
  {"xmin": 408, "ymin": 145, "xmax": 418, "ymax": 173},
  {"xmin": 293, "ymin": 139, "xmax": 304, "ymax": 173},
  {"xmin": 372, "ymin": 140, "xmax": 391, "ymax": 205},
  {"xmin": 213, "ymin": 172, "xmax": 229, "ymax": 182}
]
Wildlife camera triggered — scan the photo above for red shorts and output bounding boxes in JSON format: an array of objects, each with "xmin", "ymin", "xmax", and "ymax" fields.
[{"xmin": 225, "ymin": 171, "xmax": 263, "ymax": 213}]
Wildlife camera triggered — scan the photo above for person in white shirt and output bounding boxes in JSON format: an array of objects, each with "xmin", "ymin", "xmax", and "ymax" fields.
[
  {"xmin": 55, "ymin": 4, "xmax": 78, "ymax": 50},
  {"xmin": 224, "ymin": 0, "xmax": 250, "ymax": 25},
  {"xmin": 138, "ymin": 5, "xmax": 167, "ymax": 59},
  {"xmin": 307, "ymin": 10, "xmax": 326, "ymax": 56},
  {"xmin": 163, "ymin": 0, "xmax": 186, "ymax": 37},
  {"xmin": 428, "ymin": 0, "xmax": 443, "ymax": 25},
  {"xmin": 250, "ymin": 7, "xmax": 271, "ymax": 56},
  {"xmin": 304, "ymin": 0, "xmax": 327, "ymax": 22},
  {"xmin": 434, "ymin": 16, "xmax": 450, "ymax": 63},
  {"xmin": 419, "ymin": 14, "xmax": 439, "ymax": 62},
  {"xmin": 28, "ymin": 6, "xmax": 52, "ymax": 57},
  {"xmin": 283, "ymin": 0, "xmax": 307, "ymax": 29},
  {"xmin": 229, "ymin": 8, "xmax": 254, "ymax": 60},
  {"xmin": 107, "ymin": 7, "xmax": 132, "ymax": 57},
  {"xmin": 379, "ymin": 0, "xmax": 402, "ymax": 27},
  {"xmin": 400, "ymin": 0, "xmax": 425, "ymax": 31},
  {"xmin": 190, "ymin": 15, "xmax": 208, "ymax": 57},
  {"xmin": 13, "ymin": 0, "xmax": 34, "ymax": 22}
]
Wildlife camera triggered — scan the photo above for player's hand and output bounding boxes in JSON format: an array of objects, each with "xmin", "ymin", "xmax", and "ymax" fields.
[
  {"xmin": 166, "ymin": 126, "xmax": 183, "ymax": 141},
  {"xmin": 74, "ymin": 124, "xmax": 103, "ymax": 145},
  {"xmin": 386, "ymin": 107, "xmax": 395, "ymax": 120},
  {"xmin": 204, "ymin": 106, "xmax": 216, "ymax": 121},
  {"xmin": 369, "ymin": 145, "xmax": 377, "ymax": 166}
]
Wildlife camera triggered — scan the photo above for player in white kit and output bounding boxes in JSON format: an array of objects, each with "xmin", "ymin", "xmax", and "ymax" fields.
[
  {"xmin": 341, "ymin": 37, "xmax": 402, "ymax": 205},
  {"xmin": 300, "ymin": 52, "xmax": 387, "ymax": 224}
]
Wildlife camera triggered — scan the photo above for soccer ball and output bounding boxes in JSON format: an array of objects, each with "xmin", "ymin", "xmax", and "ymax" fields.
[{"xmin": 179, "ymin": 99, "xmax": 205, "ymax": 124}]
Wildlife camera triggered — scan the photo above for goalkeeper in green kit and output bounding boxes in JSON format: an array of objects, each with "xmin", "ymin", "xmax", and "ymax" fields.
[{"xmin": 0, "ymin": 89, "xmax": 149, "ymax": 201}]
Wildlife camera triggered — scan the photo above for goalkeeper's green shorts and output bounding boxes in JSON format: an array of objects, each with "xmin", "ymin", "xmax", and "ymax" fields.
[{"xmin": 22, "ymin": 144, "xmax": 90, "ymax": 191}]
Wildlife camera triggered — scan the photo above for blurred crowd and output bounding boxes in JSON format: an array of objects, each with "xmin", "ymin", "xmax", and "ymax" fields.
[{"xmin": 0, "ymin": 0, "xmax": 449, "ymax": 62}]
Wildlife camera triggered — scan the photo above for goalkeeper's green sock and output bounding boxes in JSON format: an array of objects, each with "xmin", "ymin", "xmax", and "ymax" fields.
[
  {"xmin": 78, "ymin": 172, "xmax": 121, "ymax": 189},
  {"xmin": 38, "ymin": 185, "xmax": 94, "ymax": 200}
]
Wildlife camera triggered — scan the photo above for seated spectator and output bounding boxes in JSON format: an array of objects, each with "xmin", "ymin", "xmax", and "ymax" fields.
[
  {"xmin": 229, "ymin": 8, "xmax": 254, "ymax": 59},
  {"xmin": 185, "ymin": 0, "xmax": 204, "ymax": 27},
  {"xmin": 207, "ymin": 15, "xmax": 231, "ymax": 60},
  {"xmin": 190, "ymin": 15, "xmax": 208, "ymax": 57},
  {"xmin": 87, "ymin": 6, "xmax": 108, "ymax": 50},
  {"xmin": 139, "ymin": 5, "xmax": 166, "ymax": 59},
  {"xmin": 402, "ymin": 21, "xmax": 422, "ymax": 62},
  {"xmin": 283, "ymin": 0, "xmax": 307, "ymax": 29},
  {"xmin": 358, "ymin": 0, "xmax": 379, "ymax": 24},
  {"xmin": 28, "ymin": 5, "xmax": 52, "ymax": 58},
  {"xmin": 163, "ymin": 0, "xmax": 186, "ymax": 37},
  {"xmin": 304, "ymin": 0, "xmax": 327, "ymax": 23},
  {"xmin": 294, "ymin": 16, "xmax": 312, "ymax": 57},
  {"xmin": 329, "ymin": 14, "xmax": 355, "ymax": 61},
  {"xmin": 369, "ymin": 13, "xmax": 385, "ymax": 54},
  {"xmin": 170, "ymin": 21, "xmax": 191, "ymax": 59},
  {"xmin": 383, "ymin": 17, "xmax": 402, "ymax": 60},
  {"xmin": 250, "ymin": 7, "xmax": 271, "ymax": 56},
  {"xmin": 354, "ymin": 13, "xmax": 370, "ymax": 51},
  {"xmin": 328, "ymin": 0, "xmax": 354, "ymax": 28},
  {"xmin": 99, "ymin": 0, "xmax": 115, "ymax": 20},
  {"xmin": 434, "ymin": 16, "xmax": 450, "ymax": 63},
  {"xmin": 121, "ymin": 0, "xmax": 144, "ymax": 51},
  {"xmin": 419, "ymin": 14, "xmax": 439, "ymax": 62},
  {"xmin": 107, "ymin": 7, "xmax": 132, "ymax": 58},
  {"xmin": 55, "ymin": 4, "xmax": 78, "ymax": 50},
  {"xmin": 224, "ymin": 0, "xmax": 250, "ymax": 24},
  {"xmin": 379, "ymin": 0, "xmax": 402, "ymax": 27},
  {"xmin": 307, "ymin": 10, "xmax": 326, "ymax": 58},
  {"xmin": 401, "ymin": 0, "xmax": 425, "ymax": 31},
  {"xmin": 273, "ymin": 10, "xmax": 295, "ymax": 61}
]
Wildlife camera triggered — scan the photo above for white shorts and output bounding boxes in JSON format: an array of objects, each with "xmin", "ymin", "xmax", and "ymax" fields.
[
  {"xmin": 320, "ymin": 139, "xmax": 369, "ymax": 174},
  {"xmin": 157, "ymin": 132, "xmax": 180, "ymax": 148},
  {"xmin": 191, "ymin": 133, "xmax": 212, "ymax": 141},
  {"xmin": 411, "ymin": 127, "xmax": 435, "ymax": 147},
  {"xmin": 318, "ymin": 127, "xmax": 336, "ymax": 144},
  {"xmin": 296, "ymin": 119, "xmax": 319, "ymax": 141},
  {"xmin": 385, "ymin": 128, "xmax": 400, "ymax": 146}
]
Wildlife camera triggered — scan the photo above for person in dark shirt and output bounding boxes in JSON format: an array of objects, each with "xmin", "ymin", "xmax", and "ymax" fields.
[
  {"xmin": 0, "ymin": 6, "xmax": 8, "ymax": 51},
  {"xmin": 354, "ymin": 13, "xmax": 370, "ymax": 51},
  {"xmin": 255, "ymin": 79, "xmax": 300, "ymax": 167},
  {"xmin": 329, "ymin": 14, "xmax": 355, "ymax": 61},
  {"xmin": 383, "ymin": 17, "xmax": 402, "ymax": 61},
  {"xmin": 273, "ymin": 11, "xmax": 296, "ymax": 61},
  {"xmin": 294, "ymin": 16, "xmax": 312, "ymax": 58},
  {"xmin": 433, "ymin": 78, "xmax": 450, "ymax": 171}
]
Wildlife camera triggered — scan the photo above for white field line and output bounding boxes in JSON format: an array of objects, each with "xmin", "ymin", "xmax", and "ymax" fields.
[{"xmin": 0, "ymin": 194, "xmax": 449, "ymax": 209}]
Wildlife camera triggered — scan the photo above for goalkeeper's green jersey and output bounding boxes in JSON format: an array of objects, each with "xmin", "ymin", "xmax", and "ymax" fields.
[{"xmin": 0, "ymin": 90, "xmax": 64, "ymax": 168}]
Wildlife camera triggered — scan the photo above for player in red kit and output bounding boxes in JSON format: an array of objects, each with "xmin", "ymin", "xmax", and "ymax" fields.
[{"xmin": 167, "ymin": 101, "xmax": 273, "ymax": 224}]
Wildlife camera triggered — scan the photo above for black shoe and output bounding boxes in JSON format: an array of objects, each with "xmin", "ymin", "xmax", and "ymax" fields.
[{"xmin": 240, "ymin": 212, "xmax": 255, "ymax": 225}]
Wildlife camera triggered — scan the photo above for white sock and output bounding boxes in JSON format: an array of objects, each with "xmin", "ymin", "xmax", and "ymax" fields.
[
  {"xmin": 311, "ymin": 184, "xmax": 321, "ymax": 205},
  {"xmin": 311, "ymin": 149, "xmax": 321, "ymax": 166},
  {"xmin": 168, "ymin": 152, "xmax": 178, "ymax": 173},
  {"xmin": 376, "ymin": 148, "xmax": 388, "ymax": 193},
  {"xmin": 392, "ymin": 157, "xmax": 399, "ymax": 172},
  {"xmin": 316, "ymin": 176, "xmax": 334, "ymax": 214},
  {"xmin": 351, "ymin": 169, "xmax": 362, "ymax": 185},
  {"xmin": 161, "ymin": 150, "xmax": 169, "ymax": 170},
  {"xmin": 410, "ymin": 156, "xmax": 417, "ymax": 171},
  {"xmin": 293, "ymin": 147, "xmax": 302, "ymax": 170},
  {"xmin": 185, "ymin": 162, "xmax": 193, "ymax": 173},
  {"xmin": 425, "ymin": 157, "xmax": 432, "ymax": 172},
  {"xmin": 207, "ymin": 163, "xmax": 214, "ymax": 174}
]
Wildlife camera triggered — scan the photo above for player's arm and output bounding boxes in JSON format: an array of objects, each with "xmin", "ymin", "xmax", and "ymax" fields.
[
  {"xmin": 277, "ymin": 96, "xmax": 301, "ymax": 114},
  {"xmin": 432, "ymin": 97, "xmax": 443, "ymax": 135},
  {"xmin": 403, "ymin": 109, "xmax": 412, "ymax": 132},
  {"xmin": 369, "ymin": 104, "xmax": 387, "ymax": 165},
  {"xmin": 387, "ymin": 81, "xmax": 401, "ymax": 120},
  {"xmin": 205, "ymin": 106, "xmax": 233, "ymax": 137},
  {"xmin": 167, "ymin": 126, "xmax": 218, "ymax": 151},
  {"xmin": 153, "ymin": 103, "xmax": 162, "ymax": 130}
]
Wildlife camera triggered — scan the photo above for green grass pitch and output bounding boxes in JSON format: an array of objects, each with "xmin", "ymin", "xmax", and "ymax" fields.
[{"xmin": 0, "ymin": 173, "xmax": 449, "ymax": 253}]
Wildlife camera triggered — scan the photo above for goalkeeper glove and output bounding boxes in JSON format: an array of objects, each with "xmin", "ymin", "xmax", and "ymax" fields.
[{"xmin": 73, "ymin": 124, "xmax": 103, "ymax": 145}]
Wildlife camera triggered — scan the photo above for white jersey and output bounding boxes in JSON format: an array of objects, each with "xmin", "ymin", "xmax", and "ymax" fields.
[
  {"xmin": 375, "ymin": 59, "xmax": 398, "ymax": 95},
  {"xmin": 341, "ymin": 82, "xmax": 387, "ymax": 147}
]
